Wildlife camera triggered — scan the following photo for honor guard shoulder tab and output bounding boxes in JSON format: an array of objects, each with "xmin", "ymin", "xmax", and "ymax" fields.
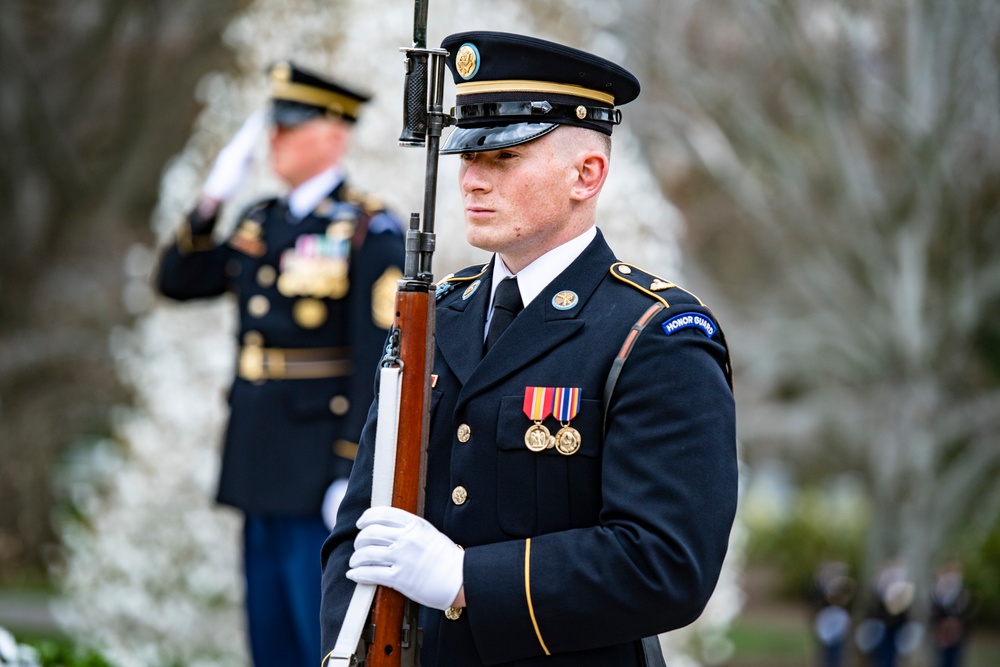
[
  {"xmin": 435, "ymin": 263, "xmax": 489, "ymax": 301},
  {"xmin": 609, "ymin": 262, "xmax": 705, "ymax": 309}
]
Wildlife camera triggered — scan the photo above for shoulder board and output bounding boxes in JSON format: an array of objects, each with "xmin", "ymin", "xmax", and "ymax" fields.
[
  {"xmin": 341, "ymin": 185, "xmax": 386, "ymax": 216},
  {"xmin": 610, "ymin": 261, "xmax": 733, "ymax": 392},
  {"xmin": 435, "ymin": 263, "xmax": 489, "ymax": 300},
  {"xmin": 366, "ymin": 210, "xmax": 405, "ymax": 235},
  {"xmin": 609, "ymin": 262, "xmax": 705, "ymax": 309}
]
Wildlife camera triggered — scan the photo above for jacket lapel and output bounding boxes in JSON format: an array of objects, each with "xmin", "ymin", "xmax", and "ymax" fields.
[
  {"xmin": 435, "ymin": 263, "xmax": 492, "ymax": 386},
  {"xmin": 455, "ymin": 231, "xmax": 617, "ymax": 407}
]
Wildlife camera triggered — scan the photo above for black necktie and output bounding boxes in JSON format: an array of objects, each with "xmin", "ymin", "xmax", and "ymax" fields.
[{"xmin": 485, "ymin": 278, "xmax": 523, "ymax": 352}]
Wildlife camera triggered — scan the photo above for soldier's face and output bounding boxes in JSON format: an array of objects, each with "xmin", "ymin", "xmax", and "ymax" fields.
[
  {"xmin": 269, "ymin": 118, "xmax": 349, "ymax": 187},
  {"xmin": 458, "ymin": 129, "xmax": 579, "ymax": 273}
]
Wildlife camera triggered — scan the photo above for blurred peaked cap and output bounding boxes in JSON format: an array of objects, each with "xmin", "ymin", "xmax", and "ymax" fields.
[
  {"xmin": 439, "ymin": 31, "xmax": 640, "ymax": 154},
  {"xmin": 268, "ymin": 60, "xmax": 372, "ymax": 127}
]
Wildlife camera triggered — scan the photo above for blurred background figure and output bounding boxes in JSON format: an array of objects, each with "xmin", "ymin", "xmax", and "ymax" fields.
[
  {"xmin": 809, "ymin": 560, "xmax": 855, "ymax": 667},
  {"xmin": 155, "ymin": 61, "xmax": 404, "ymax": 666},
  {"xmin": 855, "ymin": 559, "xmax": 923, "ymax": 667},
  {"xmin": 931, "ymin": 561, "xmax": 974, "ymax": 667}
]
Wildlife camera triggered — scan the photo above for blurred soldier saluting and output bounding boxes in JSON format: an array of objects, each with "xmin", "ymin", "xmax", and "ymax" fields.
[
  {"xmin": 320, "ymin": 32, "xmax": 737, "ymax": 666},
  {"xmin": 156, "ymin": 61, "xmax": 405, "ymax": 666}
]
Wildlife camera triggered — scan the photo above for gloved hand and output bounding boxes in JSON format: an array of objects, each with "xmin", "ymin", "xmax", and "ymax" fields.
[
  {"xmin": 322, "ymin": 478, "xmax": 350, "ymax": 531},
  {"xmin": 202, "ymin": 111, "xmax": 266, "ymax": 202},
  {"xmin": 347, "ymin": 506, "xmax": 464, "ymax": 610}
]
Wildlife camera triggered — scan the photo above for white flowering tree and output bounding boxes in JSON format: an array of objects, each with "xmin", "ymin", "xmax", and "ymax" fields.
[{"xmin": 54, "ymin": 1, "xmax": 743, "ymax": 665}]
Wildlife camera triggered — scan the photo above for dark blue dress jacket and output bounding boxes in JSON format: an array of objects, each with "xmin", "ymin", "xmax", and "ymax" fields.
[
  {"xmin": 320, "ymin": 230, "xmax": 737, "ymax": 664},
  {"xmin": 156, "ymin": 181, "xmax": 405, "ymax": 516}
]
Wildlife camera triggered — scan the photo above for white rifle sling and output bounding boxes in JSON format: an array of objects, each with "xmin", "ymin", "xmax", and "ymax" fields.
[{"xmin": 327, "ymin": 364, "xmax": 403, "ymax": 666}]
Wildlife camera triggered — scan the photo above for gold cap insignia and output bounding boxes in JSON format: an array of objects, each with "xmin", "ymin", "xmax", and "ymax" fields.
[{"xmin": 455, "ymin": 43, "xmax": 480, "ymax": 80}]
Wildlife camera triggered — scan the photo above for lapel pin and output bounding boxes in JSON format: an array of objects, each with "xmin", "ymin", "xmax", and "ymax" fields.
[
  {"xmin": 462, "ymin": 280, "xmax": 481, "ymax": 300},
  {"xmin": 551, "ymin": 290, "xmax": 579, "ymax": 310}
]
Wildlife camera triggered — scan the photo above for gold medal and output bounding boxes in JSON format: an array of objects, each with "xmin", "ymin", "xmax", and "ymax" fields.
[
  {"xmin": 554, "ymin": 425, "xmax": 582, "ymax": 456},
  {"xmin": 523, "ymin": 387, "xmax": 556, "ymax": 451},
  {"xmin": 524, "ymin": 422, "xmax": 552, "ymax": 452},
  {"xmin": 293, "ymin": 297, "xmax": 327, "ymax": 329}
]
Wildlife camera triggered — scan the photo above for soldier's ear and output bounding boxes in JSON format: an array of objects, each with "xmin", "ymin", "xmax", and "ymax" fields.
[{"xmin": 570, "ymin": 150, "xmax": 609, "ymax": 203}]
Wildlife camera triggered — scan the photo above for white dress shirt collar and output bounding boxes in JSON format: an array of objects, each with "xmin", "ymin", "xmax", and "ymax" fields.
[
  {"xmin": 484, "ymin": 226, "xmax": 597, "ymax": 339},
  {"xmin": 490, "ymin": 225, "xmax": 597, "ymax": 308},
  {"xmin": 287, "ymin": 166, "xmax": 344, "ymax": 221}
]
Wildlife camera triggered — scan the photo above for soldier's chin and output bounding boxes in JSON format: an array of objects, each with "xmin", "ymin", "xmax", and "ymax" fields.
[{"xmin": 463, "ymin": 226, "xmax": 503, "ymax": 255}]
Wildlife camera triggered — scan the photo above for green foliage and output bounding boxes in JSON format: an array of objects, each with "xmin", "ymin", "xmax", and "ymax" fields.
[
  {"xmin": 727, "ymin": 617, "xmax": 812, "ymax": 665},
  {"xmin": 744, "ymin": 483, "xmax": 869, "ymax": 599},
  {"xmin": 17, "ymin": 636, "xmax": 115, "ymax": 667},
  {"xmin": 746, "ymin": 480, "xmax": 1000, "ymax": 628},
  {"xmin": 963, "ymin": 516, "xmax": 1000, "ymax": 629}
]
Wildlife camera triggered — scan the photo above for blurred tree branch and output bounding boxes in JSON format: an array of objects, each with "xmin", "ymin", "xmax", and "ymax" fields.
[
  {"xmin": 0, "ymin": 0, "xmax": 249, "ymax": 582},
  {"xmin": 598, "ymin": 0, "xmax": 1000, "ymax": 627}
]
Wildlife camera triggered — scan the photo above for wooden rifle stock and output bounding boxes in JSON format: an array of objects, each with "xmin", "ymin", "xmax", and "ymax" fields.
[
  {"xmin": 367, "ymin": 283, "xmax": 434, "ymax": 667},
  {"xmin": 361, "ymin": 0, "xmax": 451, "ymax": 662}
]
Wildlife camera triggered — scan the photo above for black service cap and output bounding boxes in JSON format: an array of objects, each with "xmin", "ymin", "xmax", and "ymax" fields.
[
  {"xmin": 439, "ymin": 31, "xmax": 640, "ymax": 154},
  {"xmin": 268, "ymin": 61, "xmax": 371, "ymax": 127}
]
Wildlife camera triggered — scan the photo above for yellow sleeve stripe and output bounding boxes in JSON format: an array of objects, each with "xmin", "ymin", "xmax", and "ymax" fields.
[{"xmin": 524, "ymin": 538, "xmax": 551, "ymax": 655}]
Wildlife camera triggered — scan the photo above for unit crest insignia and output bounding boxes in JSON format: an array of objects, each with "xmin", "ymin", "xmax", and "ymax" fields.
[{"xmin": 456, "ymin": 43, "xmax": 480, "ymax": 80}]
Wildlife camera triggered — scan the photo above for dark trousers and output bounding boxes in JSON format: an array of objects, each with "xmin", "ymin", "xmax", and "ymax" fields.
[{"xmin": 244, "ymin": 514, "xmax": 329, "ymax": 667}]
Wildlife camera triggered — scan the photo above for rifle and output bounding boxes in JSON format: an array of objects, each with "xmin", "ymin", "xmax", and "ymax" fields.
[{"xmin": 326, "ymin": 1, "xmax": 451, "ymax": 665}]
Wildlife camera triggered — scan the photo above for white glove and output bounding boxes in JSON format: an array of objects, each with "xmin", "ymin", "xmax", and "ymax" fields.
[
  {"xmin": 202, "ymin": 111, "xmax": 266, "ymax": 201},
  {"xmin": 347, "ymin": 506, "xmax": 464, "ymax": 611},
  {"xmin": 322, "ymin": 478, "xmax": 350, "ymax": 531}
]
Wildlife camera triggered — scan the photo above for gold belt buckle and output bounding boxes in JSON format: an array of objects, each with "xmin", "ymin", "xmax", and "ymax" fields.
[
  {"xmin": 239, "ymin": 345, "xmax": 264, "ymax": 382},
  {"xmin": 268, "ymin": 348, "xmax": 286, "ymax": 379}
]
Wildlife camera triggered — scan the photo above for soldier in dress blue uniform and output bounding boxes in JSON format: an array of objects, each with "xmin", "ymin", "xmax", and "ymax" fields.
[
  {"xmin": 156, "ymin": 61, "xmax": 404, "ymax": 666},
  {"xmin": 319, "ymin": 32, "xmax": 737, "ymax": 667}
]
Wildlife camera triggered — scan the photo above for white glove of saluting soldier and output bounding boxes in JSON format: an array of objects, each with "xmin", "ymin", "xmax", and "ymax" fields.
[
  {"xmin": 202, "ymin": 111, "xmax": 267, "ymax": 203},
  {"xmin": 347, "ymin": 506, "xmax": 465, "ymax": 611}
]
